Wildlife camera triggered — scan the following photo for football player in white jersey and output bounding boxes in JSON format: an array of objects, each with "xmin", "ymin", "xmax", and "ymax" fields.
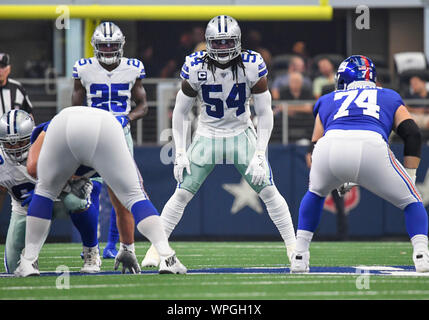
[
  {"xmin": 0, "ymin": 110, "xmax": 94, "ymax": 273},
  {"xmin": 71, "ymin": 22, "xmax": 148, "ymax": 259},
  {"xmin": 142, "ymin": 15, "xmax": 296, "ymax": 267}
]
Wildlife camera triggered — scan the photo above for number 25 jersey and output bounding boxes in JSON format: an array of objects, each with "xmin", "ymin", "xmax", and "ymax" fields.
[
  {"xmin": 181, "ymin": 50, "xmax": 268, "ymax": 138},
  {"xmin": 73, "ymin": 57, "xmax": 146, "ymax": 116},
  {"xmin": 314, "ymin": 86, "xmax": 404, "ymax": 141}
]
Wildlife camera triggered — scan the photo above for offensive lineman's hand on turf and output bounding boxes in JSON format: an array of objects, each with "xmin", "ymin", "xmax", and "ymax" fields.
[
  {"xmin": 114, "ymin": 244, "xmax": 141, "ymax": 274},
  {"xmin": 174, "ymin": 150, "xmax": 191, "ymax": 183}
]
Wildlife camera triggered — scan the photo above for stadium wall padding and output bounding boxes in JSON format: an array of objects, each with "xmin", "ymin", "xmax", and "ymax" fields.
[{"xmin": 1, "ymin": 143, "xmax": 428, "ymax": 243}]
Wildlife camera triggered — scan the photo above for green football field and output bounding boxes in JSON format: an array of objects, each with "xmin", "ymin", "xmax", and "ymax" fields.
[{"xmin": 0, "ymin": 241, "xmax": 428, "ymax": 300}]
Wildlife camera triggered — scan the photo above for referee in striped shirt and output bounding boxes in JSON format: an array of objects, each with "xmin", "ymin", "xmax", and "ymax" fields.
[{"xmin": 0, "ymin": 53, "xmax": 33, "ymax": 118}]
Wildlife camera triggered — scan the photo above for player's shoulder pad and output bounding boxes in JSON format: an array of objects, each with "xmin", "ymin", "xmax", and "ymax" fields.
[
  {"xmin": 122, "ymin": 57, "xmax": 146, "ymax": 79},
  {"xmin": 181, "ymin": 51, "xmax": 207, "ymax": 80},
  {"xmin": 379, "ymin": 87, "xmax": 403, "ymax": 100},
  {"xmin": 72, "ymin": 57, "xmax": 95, "ymax": 79},
  {"xmin": 30, "ymin": 121, "xmax": 50, "ymax": 145},
  {"xmin": 241, "ymin": 50, "xmax": 268, "ymax": 79}
]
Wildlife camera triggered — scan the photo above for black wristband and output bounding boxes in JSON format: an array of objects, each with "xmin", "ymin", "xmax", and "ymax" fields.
[
  {"xmin": 307, "ymin": 142, "xmax": 316, "ymax": 154},
  {"xmin": 396, "ymin": 119, "xmax": 422, "ymax": 157}
]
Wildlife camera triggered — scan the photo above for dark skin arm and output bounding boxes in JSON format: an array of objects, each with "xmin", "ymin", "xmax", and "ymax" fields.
[
  {"xmin": 71, "ymin": 79, "xmax": 86, "ymax": 106},
  {"xmin": 0, "ymin": 186, "xmax": 7, "ymax": 212},
  {"xmin": 128, "ymin": 78, "xmax": 148, "ymax": 120}
]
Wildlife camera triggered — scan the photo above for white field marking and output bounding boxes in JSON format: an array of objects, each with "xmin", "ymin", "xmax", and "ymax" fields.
[
  {"xmin": 354, "ymin": 266, "xmax": 405, "ymax": 271},
  {"xmin": 273, "ymin": 290, "xmax": 429, "ymax": 297},
  {"xmin": 0, "ymin": 280, "xmax": 346, "ymax": 291},
  {"xmin": 0, "ymin": 292, "xmax": 269, "ymax": 300}
]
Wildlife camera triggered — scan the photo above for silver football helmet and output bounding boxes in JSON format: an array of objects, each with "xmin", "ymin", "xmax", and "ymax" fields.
[
  {"xmin": 0, "ymin": 110, "xmax": 34, "ymax": 165},
  {"xmin": 91, "ymin": 22, "xmax": 125, "ymax": 65},
  {"xmin": 205, "ymin": 15, "xmax": 241, "ymax": 64}
]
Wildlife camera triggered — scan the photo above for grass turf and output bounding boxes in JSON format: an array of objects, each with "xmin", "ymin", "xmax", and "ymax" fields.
[{"xmin": 0, "ymin": 241, "xmax": 428, "ymax": 300}]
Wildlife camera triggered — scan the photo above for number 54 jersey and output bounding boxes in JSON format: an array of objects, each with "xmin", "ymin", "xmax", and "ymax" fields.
[
  {"xmin": 314, "ymin": 86, "xmax": 404, "ymax": 141},
  {"xmin": 181, "ymin": 50, "xmax": 268, "ymax": 138},
  {"xmin": 73, "ymin": 57, "xmax": 146, "ymax": 116}
]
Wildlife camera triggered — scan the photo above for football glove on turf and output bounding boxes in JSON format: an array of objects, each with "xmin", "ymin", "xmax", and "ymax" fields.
[{"xmin": 114, "ymin": 244, "xmax": 141, "ymax": 274}]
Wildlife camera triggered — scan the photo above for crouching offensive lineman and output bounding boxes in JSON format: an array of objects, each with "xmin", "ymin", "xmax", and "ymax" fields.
[
  {"xmin": 291, "ymin": 55, "xmax": 429, "ymax": 273},
  {"xmin": 14, "ymin": 107, "xmax": 187, "ymax": 277}
]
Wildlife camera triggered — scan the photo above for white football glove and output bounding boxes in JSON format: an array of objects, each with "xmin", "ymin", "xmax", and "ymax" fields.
[
  {"xmin": 337, "ymin": 182, "xmax": 358, "ymax": 197},
  {"xmin": 174, "ymin": 149, "xmax": 191, "ymax": 184},
  {"xmin": 114, "ymin": 244, "xmax": 141, "ymax": 274},
  {"xmin": 245, "ymin": 151, "xmax": 267, "ymax": 186}
]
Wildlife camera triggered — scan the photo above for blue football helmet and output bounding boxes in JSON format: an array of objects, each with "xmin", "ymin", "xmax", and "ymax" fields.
[{"xmin": 335, "ymin": 55, "xmax": 377, "ymax": 90}]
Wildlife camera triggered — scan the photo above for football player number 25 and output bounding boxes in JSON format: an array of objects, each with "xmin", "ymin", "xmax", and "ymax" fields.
[
  {"xmin": 90, "ymin": 83, "xmax": 130, "ymax": 112},
  {"xmin": 333, "ymin": 89, "xmax": 380, "ymax": 120},
  {"xmin": 202, "ymin": 83, "xmax": 246, "ymax": 118}
]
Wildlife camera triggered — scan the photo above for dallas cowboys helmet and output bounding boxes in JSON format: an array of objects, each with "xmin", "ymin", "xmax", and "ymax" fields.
[
  {"xmin": 91, "ymin": 22, "xmax": 125, "ymax": 65},
  {"xmin": 0, "ymin": 110, "xmax": 34, "ymax": 165},
  {"xmin": 205, "ymin": 15, "xmax": 242, "ymax": 64},
  {"xmin": 335, "ymin": 55, "xmax": 377, "ymax": 90}
]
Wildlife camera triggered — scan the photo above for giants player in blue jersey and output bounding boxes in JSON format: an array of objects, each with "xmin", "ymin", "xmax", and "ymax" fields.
[
  {"xmin": 290, "ymin": 55, "xmax": 429, "ymax": 273},
  {"xmin": 71, "ymin": 22, "xmax": 148, "ymax": 259}
]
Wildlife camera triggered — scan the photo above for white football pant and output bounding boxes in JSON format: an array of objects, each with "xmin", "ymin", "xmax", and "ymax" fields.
[{"xmin": 310, "ymin": 130, "xmax": 421, "ymax": 210}]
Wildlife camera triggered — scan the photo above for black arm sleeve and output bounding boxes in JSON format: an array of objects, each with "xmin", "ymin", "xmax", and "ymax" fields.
[{"xmin": 396, "ymin": 118, "xmax": 422, "ymax": 158}]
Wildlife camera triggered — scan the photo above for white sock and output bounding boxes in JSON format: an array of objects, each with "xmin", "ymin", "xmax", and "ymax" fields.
[
  {"xmin": 295, "ymin": 230, "xmax": 314, "ymax": 254},
  {"xmin": 411, "ymin": 234, "xmax": 429, "ymax": 253},
  {"xmin": 23, "ymin": 216, "xmax": 51, "ymax": 261},
  {"xmin": 136, "ymin": 215, "xmax": 174, "ymax": 258},
  {"xmin": 161, "ymin": 188, "xmax": 194, "ymax": 238},
  {"xmin": 259, "ymin": 186, "xmax": 296, "ymax": 250}
]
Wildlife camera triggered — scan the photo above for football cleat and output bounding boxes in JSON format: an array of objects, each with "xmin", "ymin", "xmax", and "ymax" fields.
[
  {"xmin": 413, "ymin": 251, "xmax": 429, "ymax": 273},
  {"xmin": 290, "ymin": 251, "xmax": 310, "ymax": 273},
  {"xmin": 159, "ymin": 253, "xmax": 187, "ymax": 274},
  {"xmin": 80, "ymin": 246, "xmax": 102, "ymax": 273},
  {"xmin": 103, "ymin": 244, "xmax": 118, "ymax": 259},
  {"xmin": 14, "ymin": 254, "xmax": 40, "ymax": 277},
  {"xmin": 141, "ymin": 244, "xmax": 160, "ymax": 268}
]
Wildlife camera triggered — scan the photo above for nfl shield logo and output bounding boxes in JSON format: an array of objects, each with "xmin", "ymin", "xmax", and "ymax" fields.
[{"xmin": 198, "ymin": 71, "xmax": 207, "ymax": 81}]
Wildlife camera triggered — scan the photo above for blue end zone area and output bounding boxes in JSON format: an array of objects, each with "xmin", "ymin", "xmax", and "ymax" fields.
[{"xmin": 0, "ymin": 265, "xmax": 421, "ymax": 277}]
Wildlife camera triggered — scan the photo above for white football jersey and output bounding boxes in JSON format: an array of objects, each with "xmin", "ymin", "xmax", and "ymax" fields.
[
  {"xmin": 181, "ymin": 50, "xmax": 268, "ymax": 138},
  {"xmin": 73, "ymin": 57, "xmax": 146, "ymax": 116},
  {"xmin": 0, "ymin": 149, "xmax": 36, "ymax": 215}
]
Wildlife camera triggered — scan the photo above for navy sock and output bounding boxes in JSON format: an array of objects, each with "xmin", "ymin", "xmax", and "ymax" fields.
[
  {"xmin": 70, "ymin": 181, "xmax": 101, "ymax": 248},
  {"xmin": 106, "ymin": 207, "xmax": 119, "ymax": 247},
  {"xmin": 297, "ymin": 191, "xmax": 325, "ymax": 232},
  {"xmin": 28, "ymin": 194, "xmax": 54, "ymax": 220},
  {"xmin": 131, "ymin": 200, "xmax": 159, "ymax": 225},
  {"xmin": 404, "ymin": 202, "xmax": 429, "ymax": 238}
]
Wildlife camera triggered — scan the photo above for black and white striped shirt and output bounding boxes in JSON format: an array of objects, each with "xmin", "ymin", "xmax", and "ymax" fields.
[{"xmin": 0, "ymin": 78, "xmax": 33, "ymax": 117}]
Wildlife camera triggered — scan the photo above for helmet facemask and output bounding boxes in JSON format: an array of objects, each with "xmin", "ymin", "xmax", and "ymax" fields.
[
  {"xmin": 205, "ymin": 15, "xmax": 242, "ymax": 65},
  {"xmin": 206, "ymin": 36, "xmax": 241, "ymax": 64},
  {"xmin": 0, "ymin": 135, "xmax": 31, "ymax": 165},
  {"xmin": 93, "ymin": 41, "xmax": 124, "ymax": 65},
  {"xmin": 91, "ymin": 22, "xmax": 125, "ymax": 65},
  {"xmin": 0, "ymin": 109, "xmax": 35, "ymax": 166}
]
